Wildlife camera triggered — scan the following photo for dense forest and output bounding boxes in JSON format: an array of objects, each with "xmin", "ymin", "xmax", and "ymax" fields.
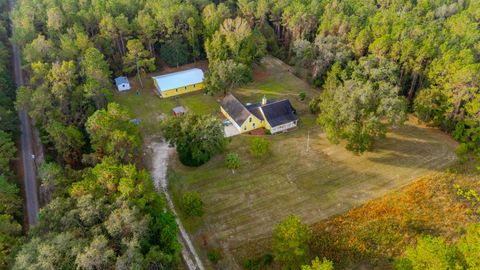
[
  {"xmin": 3, "ymin": 0, "xmax": 480, "ymax": 268},
  {"xmin": 0, "ymin": 0, "xmax": 22, "ymax": 268},
  {"xmin": 11, "ymin": 0, "xmax": 479, "ymax": 163}
]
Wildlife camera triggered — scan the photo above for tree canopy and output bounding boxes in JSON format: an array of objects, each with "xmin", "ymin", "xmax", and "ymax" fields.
[
  {"xmin": 162, "ymin": 113, "xmax": 226, "ymax": 166},
  {"xmin": 318, "ymin": 57, "xmax": 407, "ymax": 153},
  {"xmin": 86, "ymin": 102, "xmax": 141, "ymax": 164},
  {"xmin": 272, "ymin": 215, "xmax": 312, "ymax": 269}
]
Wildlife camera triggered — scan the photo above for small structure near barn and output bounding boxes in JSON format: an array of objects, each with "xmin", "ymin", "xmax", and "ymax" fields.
[
  {"xmin": 115, "ymin": 76, "xmax": 131, "ymax": 91},
  {"xmin": 152, "ymin": 68, "xmax": 205, "ymax": 98},
  {"xmin": 130, "ymin": 118, "xmax": 141, "ymax": 125},
  {"xmin": 220, "ymin": 93, "xmax": 298, "ymax": 134},
  {"xmin": 172, "ymin": 106, "xmax": 186, "ymax": 116}
]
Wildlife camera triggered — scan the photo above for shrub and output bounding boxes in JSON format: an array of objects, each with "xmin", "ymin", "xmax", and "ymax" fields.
[
  {"xmin": 162, "ymin": 113, "xmax": 226, "ymax": 167},
  {"xmin": 225, "ymin": 152, "xmax": 240, "ymax": 173},
  {"xmin": 394, "ymin": 235, "xmax": 464, "ymax": 270},
  {"xmin": 309, "ymin": 96, "xmax": 321, "ymax": 114},
  {"xmin": 207, "ymin": 248, "xmax": 222, "ymax": 264},
  {"xmin": 181, "ymin": 192, "xmax": 204, "ymax": 217},
  {"xmin": 301, "ymin": 257, "xmax": 334, "ymax": 270},
  {"xmin": 243, "ymin": 254, "xmax": 273, "ymax": 270},
  {"xmin": 272, "ymin": 216, "xmax": 311, "ymax": 269},
  {"xmin": 250, "ymin": 137, "xmax": 270, "ymax": 158},
  {"xmin": 299, "ymin": 92, "xmax": 306, "ymax": 101}
]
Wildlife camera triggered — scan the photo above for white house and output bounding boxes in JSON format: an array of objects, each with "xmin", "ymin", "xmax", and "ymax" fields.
[{"xmin": 115, "ymin": 77, "xmax": 131, "ymax": 91}]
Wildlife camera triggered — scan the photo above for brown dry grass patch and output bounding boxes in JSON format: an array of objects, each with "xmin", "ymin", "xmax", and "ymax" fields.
[{"xmin": 309, "ymin": 171, "xmax": 480, "ymax": 269}]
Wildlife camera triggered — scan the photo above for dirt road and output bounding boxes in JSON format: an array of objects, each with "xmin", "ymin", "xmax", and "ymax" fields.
[
  {"xmin": 8, "ymin": 0, "xmax": 39, "ymax": 227},
  {"xmin": 148, "ymin": 139, "xmax": 205, "ymax": 270}
]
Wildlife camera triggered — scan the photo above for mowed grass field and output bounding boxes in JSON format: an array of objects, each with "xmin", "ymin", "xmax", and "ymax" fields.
[
  {"xmin": 114, "ymin": 56, "xmax": 459, "ymax": 268},
  {"xmin": 112, "ymin": 60, "xmax": 218, "ymax": 136},
  {"xmin": 167, "ymin": 57, "xmax": 459, "ymax": 268}
]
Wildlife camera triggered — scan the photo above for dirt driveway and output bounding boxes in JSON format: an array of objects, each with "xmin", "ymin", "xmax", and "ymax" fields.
[{"xmin": 224, "ymin": 124, "xmax": 241, "ymax": 137}]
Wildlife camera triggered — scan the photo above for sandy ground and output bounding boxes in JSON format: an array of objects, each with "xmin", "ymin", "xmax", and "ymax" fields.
[
  {"xmin": 147, "ymin": 139, "xmax": 205, "ymax": 270},
  {"xmin": 224, "ymin": 124, "xmax": 241, "ymax": 137}
]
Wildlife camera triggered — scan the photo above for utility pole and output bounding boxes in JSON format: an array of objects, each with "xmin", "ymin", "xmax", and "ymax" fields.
[{"xmin": 306, "ymin": 129, "xmax": 310, "ymax": 153}]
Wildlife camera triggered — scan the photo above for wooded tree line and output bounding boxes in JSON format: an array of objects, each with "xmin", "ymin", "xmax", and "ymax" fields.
[
  {"xmin": 8, "ymin": 0, "xmax": 480, "ymax": 268},
  {"xmin": 12, "ymin": 0, "xmax": 480, "ymax": 163},
  {"xmin": 288, "ymin": 0, "xmax": 480, "ymax": 156},
  {"xmin": 11, "ymin": 103, "xmax": 181, "ymax": 269},
  {"xmin": 11, "ymin": 0, "xmax": 267, "ymax": 168},
  {"xmin": 0, "ymin": 0, "xmax": 22, "ymax": 267}
]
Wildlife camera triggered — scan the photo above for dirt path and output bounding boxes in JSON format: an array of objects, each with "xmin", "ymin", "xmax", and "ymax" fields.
[{"xmin": 147, "ymin": 139, "xmax": 205, "ymax": 270}]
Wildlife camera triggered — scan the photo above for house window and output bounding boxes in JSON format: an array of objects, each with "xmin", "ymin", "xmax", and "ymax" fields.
[
  {"xmin": 249, "ymin": 117, "xmax": 252, "ymax": 123},
  {"xmin": 244, "ymin": 126, "xmax": 247, "ymax": 131},
  {"xmin": 184, "ymin": 86, "xmax": 187, "ymax": 90},
  {"xmin": 176, "ymin": 88, "xmax": 178, "ymax": 92},
  {"xmin": 253, "ymin": 123, "xmax": 256, "ymax": 129},
  {"xmin": 193, "ymin": 84, "xmax": 196, "ymax": 88}
]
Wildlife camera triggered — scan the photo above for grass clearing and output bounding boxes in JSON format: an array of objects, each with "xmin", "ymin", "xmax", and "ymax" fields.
[
  {"xmin": 113, "ymin": 77, "xmax": 218, "ymax": 136},
  {"xmin": 114, "ymin": 56, "xmax": 460, "ymax": 269},
  {"xmin": 166, "ymin": 57, "xmax": 459, "ymax": 269}
]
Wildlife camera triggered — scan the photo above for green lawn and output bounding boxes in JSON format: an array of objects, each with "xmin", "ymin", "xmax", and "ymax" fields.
[
  {"xmin": 113, "ymin": 77, "xmax": 219, "ymax": 136},
  {"xmin": 167, "ymin": 57, "xmax": 459, "ymax": 269},
  {"xmin": 115, "ymin": 57, "xmax": 458, "ymax": 269}
]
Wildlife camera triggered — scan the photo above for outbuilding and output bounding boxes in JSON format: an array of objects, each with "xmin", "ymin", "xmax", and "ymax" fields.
[
  {"xmin": 115, "ymin": 77, "xmax": 131, "ymax": 91},
  {"xmin": 172, "ymin": 106, "xmax": 186, "ymax": 116},
  {"xmin": 152, "ymin": 68, "xmax": 204, "ymax": 98}
]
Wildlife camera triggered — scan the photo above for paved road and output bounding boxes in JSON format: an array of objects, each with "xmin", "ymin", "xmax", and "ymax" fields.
[{"xmin": 8, "ymin": 0, "xmax": 39, "ymax": 227}]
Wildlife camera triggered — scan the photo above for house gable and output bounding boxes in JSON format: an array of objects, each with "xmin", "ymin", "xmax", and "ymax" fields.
[
  {"xmin": 220, "ymin": 94, "xmax": 297, "ymax": 134},
  {"xmin": 239, "ymin": 113, "xmax": 264, "ymax": 132},
  {"xmin": 259, "ymin": 99, "xmax": 298, "ymax": 133},
  {"xmin": 220, "ymin": 94, "xmax": 251, "ymax": 127}
]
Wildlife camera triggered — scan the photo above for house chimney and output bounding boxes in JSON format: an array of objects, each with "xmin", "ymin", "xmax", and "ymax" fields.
[{"xmin": 261, "ymin": 95, "xmax": 267, "ymax": 105}]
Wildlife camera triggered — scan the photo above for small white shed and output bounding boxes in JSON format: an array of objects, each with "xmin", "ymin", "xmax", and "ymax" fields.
[{"xmin": 115, "ymin": 77, "xmax": 131, "ymax": 91}]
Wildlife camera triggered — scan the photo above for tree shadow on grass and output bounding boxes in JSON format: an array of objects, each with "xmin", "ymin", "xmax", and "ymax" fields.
[{"xmin": 368, "ymin": 128, "xmax": 456, "ymax": 171}]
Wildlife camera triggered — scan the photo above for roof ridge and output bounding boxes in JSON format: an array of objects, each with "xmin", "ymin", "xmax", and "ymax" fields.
[
  {"xmin": 152, "ymin": 68, "xmax": 203, "ymax": 79},
  {"xmin": 260, "ymin": 98, "xmax": 289, "ymax": 108},
  {"xmin": 226, "ymin": 93, "xmax": 247, "ymax": 107}
]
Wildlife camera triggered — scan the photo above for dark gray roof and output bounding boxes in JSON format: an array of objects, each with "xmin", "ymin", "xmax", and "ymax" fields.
[
  {"xmin": 220, "ymin": 94, "xmax": 251, "ymax": 126},
  {"xmin": 221, "ymin": 94, "xmax": 298, "ymax": 128},
  {"xmin": 245, "ymin": 99, "xmax": 276, "ymax": 121},
  {"xmin": 261, "ymin": 100, "xmax": 298, "ymax": 127},
  {"xmin": 248, "ymin": 106, "xmax": 264, "ymax": 121}
]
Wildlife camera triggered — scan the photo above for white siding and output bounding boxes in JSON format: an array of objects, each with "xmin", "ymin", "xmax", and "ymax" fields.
[
  {"xmin": 118, "ymin": 83, "xmax": 131, "ymax": 91},
  {"xmin": 271, "ymin": 121, "xmax": 297, "ymax": 134}
]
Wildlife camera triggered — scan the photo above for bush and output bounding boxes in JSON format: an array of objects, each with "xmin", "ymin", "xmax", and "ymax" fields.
[
  {"xmin": 299, "ymin": 92, "xmax": 306, "ymax": 101},
  {"xmin": 181, "ymin": 192, "xmax": 204, "ymax": 217},
  {"xmin": 309, "ymin": 96, "xmax": 321, "ymax": 114},
  {"xmin": 225, "ymin": 152, "xmax": 240, "ymax": 173},
  {"xmin": 456, "ymin": 143, "xmax": 470, "ymax": 159},
  {"xmin": 272, "ymin": 216, "xmax": 311, "ymax": 269},
  {"xmin": 394, "ymin": 235, "xmax": 464, "ymax": 270},
  {"xmin": 162, "ymin": 114, "xmax": 226, "ymax": 167},
  {"xmin": 250, "ymin": 137, "xmax": 270, "ymax": 158},
  {"xmin": 207, "ymin": 248, "xmax": 222, "ymax": 264},
  {"xmin": 243, "ymin": 254, "xmax": 273, "ymax": 270}
]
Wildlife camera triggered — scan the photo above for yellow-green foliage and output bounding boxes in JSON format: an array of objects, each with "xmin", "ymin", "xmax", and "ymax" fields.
[
  {"xmin": 310, "ymin": 172, "xmax": 480, "ymax": 268},
  {"xmin": 301, "ymin": 257, "xmax": 334, "ymax": 270}
]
